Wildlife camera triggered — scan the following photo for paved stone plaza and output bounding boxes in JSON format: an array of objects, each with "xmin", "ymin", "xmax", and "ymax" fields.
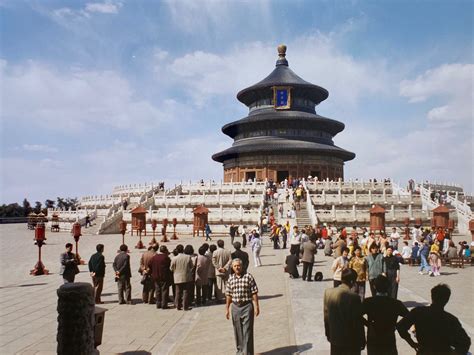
[{"xmin": 0, "ymin": 223, "xmax": 472, "ymax": 354}]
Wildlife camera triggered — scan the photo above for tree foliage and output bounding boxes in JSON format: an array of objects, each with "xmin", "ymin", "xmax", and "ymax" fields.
[{"xmin": 0, "ymin": 197, "xmax": 78, "ymax": 218}]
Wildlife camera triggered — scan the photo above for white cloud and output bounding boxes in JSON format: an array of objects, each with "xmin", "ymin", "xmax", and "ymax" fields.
[
  {"xmin": 163, "ymin": 0, "xmax": 272, "ymax": 35},
  {"xmin": 22, "ymin": 144, "xmax": 58, "ymax": 153},
  {"xmin": 163, "ymin": 36, "xmax": 392, "ymax": 108},
  {"xmin": 341, "ymin": 122, "xmax": 473, "ymax": 194},
  {"xmin": 400, "ymin": 63, "xmax": 473, "ymax": 127},
  {"xmin": 0, "ymin": 60, "xmax": 170, "ymax": 132},
  {"xmin": 85, "ymin": 2, "xmax": 121, "ymax": 14}
]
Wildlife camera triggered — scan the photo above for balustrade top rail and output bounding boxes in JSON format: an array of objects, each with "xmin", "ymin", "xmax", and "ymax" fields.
[{"xmin": 306, "ymin": 180, "xmax": 392, "ymax": 191}]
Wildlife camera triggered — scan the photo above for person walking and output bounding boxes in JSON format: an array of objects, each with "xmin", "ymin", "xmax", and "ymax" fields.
[
  {"xmin": 384, "ymin": 246, "xmax": 400, "ymax": 299},
  {"xmin": 240, "ymin": 225, "xmax": 247, "ymax": 248},
  {"xmin": 324, "ymin": 268, "xmax": 366, "ymax": 355},
  {"xmin": 212, "ymin": 240, "xmax": 232, "ymax": 303},
  {"xmin": 362, "ymin": 275, "xmax": 409, "ymax": 355},
  {"xmin": 229, "ymin": 223, "xmax": 238, "ymax": 245},
  {"xmin": 250, "ymin": 233, "xmax": 262, "ymax": 267},
  {"xmin": 170, "ymin": 244, "xmax": 193, "ymax": 310},
  {"xmin": 113, "ymin": 244, "xmax": 132, "ymax": 304},
  {"xmin": 300, "ymin": 235, "xmax": 317, "ymax": 281},
  {"xmin": 88, "ymin": 244, "xmax": 105, "ymax": 304},
  {"xmin": 205, "ymin": 223, "xmax": 212, "ymax": 241},
  {"xmin": 366, "ymin": 243, "xmax": 386, "ymax": 296},
  {"xmin": 418, "ymin": 238, "xmax": 431, "ymax": 275},
  {"xmin": 60, "ymin": 243, "xmax": 79, "ymax": 284},
  {"xmin": 225, "ymin": 258, "xmax": 260, "ymax": 355},
  {"xmin": 397, "ymin": 284, "xmax": 471, "ymax": 354},
  {"xmin": 349, "ymin": 246, "xmax": 367, "ymax": 301},
  {"xmin": 148, "ymin": 245, "xmax": 173, "ymax": 309}
]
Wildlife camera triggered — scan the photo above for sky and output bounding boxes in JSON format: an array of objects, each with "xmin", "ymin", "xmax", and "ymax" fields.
[{"xmin": 0, "ymin": 0, "xmax": 472, "ymax": 204}]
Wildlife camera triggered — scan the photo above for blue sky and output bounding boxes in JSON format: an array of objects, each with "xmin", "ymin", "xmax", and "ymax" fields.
[{"xmin": 0, "ymin": 0, "xmax": 472, "ymax": 204}]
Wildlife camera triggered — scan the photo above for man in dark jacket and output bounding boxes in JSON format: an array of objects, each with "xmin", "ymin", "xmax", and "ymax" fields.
[
  {"xmin": 148, "ymin": 245, "xmax": 173, "ymax": 309},
  {"xmin": 113, "ymin": 244, "xmax": 132, "ymax": 304},
  {"xmin": 231, "ymin": 242, "xmax": 249, "ymax": 273},
  {"xmin": 324, "ymin": 268, "xmax": 366, "ymax": 354},
  {"xmin": 88, "ymin": 244, "xmax": 106, "ymax": 304},
  {"xmin": 60, "ymin": 243, "xmax": 79, "ymax": 284},
  {"xmin": 397, "ymin": 283, "xmax": 471, "ymax": 354},
  {"xmin": 285, "ymin": 249, "xmax": 300, "ymax": 278},
  {"xmin": 362, "ymin": 275, "xmax": 408, "ymax": 354}
]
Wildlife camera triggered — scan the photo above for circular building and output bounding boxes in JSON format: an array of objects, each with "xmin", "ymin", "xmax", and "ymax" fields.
[{"xmin": 212, "ymin": 45, "xmax": 355, "ymax": 183}]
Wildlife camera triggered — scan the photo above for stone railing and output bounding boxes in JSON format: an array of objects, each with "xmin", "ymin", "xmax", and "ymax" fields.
[
  {"xmin": 446, "ymin": 194, "xmax": 472, "ymax": 235},
  {"xmin": 311, "ymin": 192, "xmax": 419, "ymax": 205},
  {"xmin": 154, "ymin": 192, "xmax": 263, "ymax": 206},
  {"xmin": 419, "ymin": 184, "xmax": 439, "ymax": 212},
  {"xmin": 422, "ymin": 182, "xmax": 463, "ymax": 193},
  {"xmin": 302, "ymin": 181, "xmax": 318, "ymax": 226},
  {"xmin": 122, "ymin": 206, "xmax": 261, "ymax": 223},
  {"xmin": 47, "ymin": 208, "xmax": 96, "ymax": 222},
  {"xmin": 315, "ymin": 206, "xmax": 428, "ymax": 223},
  {"xmin": 305, "ymin": 178, "xmax": 392, "ymax": 192},
  {"xmin": 79, "ymin": 195, "xmax": 122, "ymax": 207},
  {"xmin": 180, "ymin": 180, "xmax": 266, "ymax": 193},
  {"xmin": 112, "ymin": 182, "xmax": 163, "ymax": 195}
]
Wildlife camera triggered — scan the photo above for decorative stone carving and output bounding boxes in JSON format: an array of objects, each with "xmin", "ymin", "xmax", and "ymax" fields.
[{"xmin": 57, "ymin": 282, "xmax": 95, "ymax": 355}]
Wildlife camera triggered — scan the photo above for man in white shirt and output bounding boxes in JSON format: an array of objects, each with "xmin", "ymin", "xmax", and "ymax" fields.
[
  {"xmin": 390, "ymin": 227, "xmax": 401, "ymax": 250},
  {"xmin": 412, "ymin": 226, "xmax": 421, "ymax": 245},
  {"xmin": 290, "ymin": 226, "xmax": 302, "ymax": 256}
]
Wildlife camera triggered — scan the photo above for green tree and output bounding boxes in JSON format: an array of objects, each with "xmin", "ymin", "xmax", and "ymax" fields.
[
  {"xmin": 22, "ymin": 198, "xmax": 32, "ymax": 216},
  {"xmin": 34, "ymin": 201, "xmax": 42, "ymax": 214},
  {"xmin": 45, "ymin": 199, "xmax": 55, "ymax": 209}
]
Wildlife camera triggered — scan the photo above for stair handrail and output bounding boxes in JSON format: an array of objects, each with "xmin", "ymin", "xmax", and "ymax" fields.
[
  {"xmin": 302, "ymin": 180, "xmax": 318, "ymax": 226},
  {"xmin": 419, "ymin": 184, "xmax": 438, "ymax": 212}
]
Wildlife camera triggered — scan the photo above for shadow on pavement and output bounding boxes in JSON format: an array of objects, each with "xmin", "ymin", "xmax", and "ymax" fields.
[
  {"xmin": 259, "ymin": 293, "xmax": 283, "ymax": 300},
  {"xmin": 121, "ymin": 352, "xmax": 151, "ymax": 355},
  {"xmin": 259, "ymin": 343, "xmax": 312, "ymax": 354}
]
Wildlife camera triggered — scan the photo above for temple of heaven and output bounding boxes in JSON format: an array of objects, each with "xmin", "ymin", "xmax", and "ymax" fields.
[{"xmin": 212, "ymin": 45, "xmax": 355, "ymax": 183}]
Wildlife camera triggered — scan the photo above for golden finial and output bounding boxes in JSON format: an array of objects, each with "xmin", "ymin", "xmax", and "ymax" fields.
[{"xmin": 277, "ymin": 44, "xmax": 287, "ymax": 58}]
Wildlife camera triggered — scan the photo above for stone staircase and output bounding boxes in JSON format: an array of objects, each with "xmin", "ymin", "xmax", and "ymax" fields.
[{"xmin": 295, "ymin": 204, "xmax": 312, "ymax": 228}]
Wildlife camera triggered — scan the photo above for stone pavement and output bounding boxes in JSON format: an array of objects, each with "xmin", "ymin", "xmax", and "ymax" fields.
[{"xmin": 0, "ymin": 223, "xmax": 472, "ymax": 354}]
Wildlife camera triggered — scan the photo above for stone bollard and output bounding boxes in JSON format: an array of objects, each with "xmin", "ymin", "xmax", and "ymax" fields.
[{"xmin": 57, "ymin": 282, "xmax": 95, "ymax": 355}]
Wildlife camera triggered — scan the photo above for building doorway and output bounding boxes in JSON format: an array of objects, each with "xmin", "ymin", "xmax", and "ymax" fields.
[
  {"xmin": 310, "ymin": 171, "xmax": 321, "ymax": 180},
  {"xmin": 245, "ymin": 171, "xmax": 256, "ymax": 181},
  {"xmin": 277, "ymin": 170, "xmax": 289, "ymax": 182}
]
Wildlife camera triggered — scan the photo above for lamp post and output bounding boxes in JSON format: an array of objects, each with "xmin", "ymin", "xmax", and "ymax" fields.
[
  {"xmin": 135, "ymin": 219, "xmax": 145, "ymax": 249},
  {"xmin": 119, "ymin": 220, "xmax": 127, "ymax": 245},
  {"xmin": 150, "ymin": 219, "xmax": 158, "ymax": 245},
  {"xmin": 72, "ymin": 222, "xmax": 85, "ymax": 264},
  {"xmin": 171, "ymin": 218, "xmax": 178, "ymax": 240},
  {"xmin": 30, "ymin": 222, "xmax": 49, "ymax": 275},
  {"xmin": 161, "ymin": 218, "xmax": 169, "ymax": 242}
]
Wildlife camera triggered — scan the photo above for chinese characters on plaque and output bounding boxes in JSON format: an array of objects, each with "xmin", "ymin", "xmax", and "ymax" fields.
[{"xmin": 273, "ymin": 86, "xmax": 291, "ymax": 110}]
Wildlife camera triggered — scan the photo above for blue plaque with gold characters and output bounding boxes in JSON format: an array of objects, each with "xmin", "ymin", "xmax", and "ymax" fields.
[{"xmin": 273, "ymin": 86, "xmax": 292, "ymax": 110}]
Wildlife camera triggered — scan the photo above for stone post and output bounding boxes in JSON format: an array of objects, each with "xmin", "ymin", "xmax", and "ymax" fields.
[
  {"xmin": 57, "ymin": 283, "xmax": 95, "ymax": 355},
  {"xmin": 353, "ymin": 189, "xmax": 357, "ymax": 204},
  {"xmin": 338, "ymin": 189, "xmax": 342, "ymax": 204},
  {"xmin": 368, "ymin": 190, "xmax": 372, "ymax": 204}
]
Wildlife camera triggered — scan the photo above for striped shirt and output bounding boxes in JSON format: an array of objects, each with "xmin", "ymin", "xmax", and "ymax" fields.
[{"xmin": 225, "ymin": 272, "xmax": 258, "ymax": 303}]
